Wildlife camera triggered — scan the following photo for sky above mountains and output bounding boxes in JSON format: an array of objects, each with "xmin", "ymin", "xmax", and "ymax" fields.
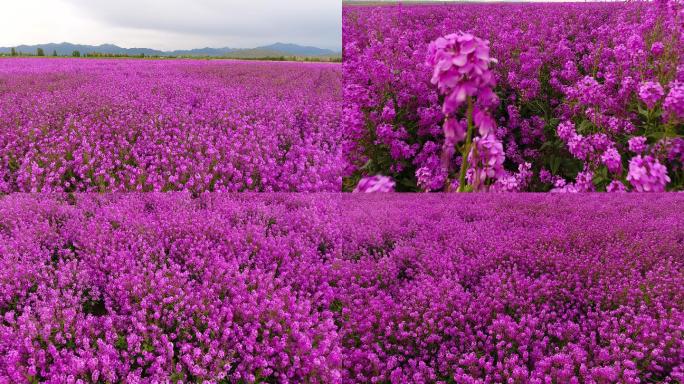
[{"xmin": 0, "ymin": 0, "xmax": 342, "ymax": 51}]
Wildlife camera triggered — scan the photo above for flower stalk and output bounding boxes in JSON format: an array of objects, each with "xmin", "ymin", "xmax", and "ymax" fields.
[{"xmin": 458, "ymin": 97, "xmax": 474, "ymax": 192}]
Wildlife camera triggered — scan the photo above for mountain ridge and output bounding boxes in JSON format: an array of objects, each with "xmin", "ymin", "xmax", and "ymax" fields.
[{"xmin": 0, "ymin": 42, "xmax": 339, "ymax": 57}]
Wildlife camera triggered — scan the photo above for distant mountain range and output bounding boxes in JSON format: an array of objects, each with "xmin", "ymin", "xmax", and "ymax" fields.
[{"xmin": 0, "ymin": 42, "xmax": 340, "ymax": 58}]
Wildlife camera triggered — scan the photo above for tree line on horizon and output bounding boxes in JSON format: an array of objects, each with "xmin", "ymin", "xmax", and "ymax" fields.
[{"xmin": 1, "ymin": 47, "xmax": 342, "ymax": 62}]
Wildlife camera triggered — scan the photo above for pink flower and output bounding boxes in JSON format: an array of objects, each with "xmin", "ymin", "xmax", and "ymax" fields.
[
  {"xmin": 650, "ymin": 42, "xmax": 664, "ymax": 56},
  {"xmin": 627, "ymin": 155, "xmax": 670, "ymax": 192},
  {"xmin": 490, "ymin": 162, "xmax": 532, "ymax": 192},
  {"xmin": 556, "ymin": 121, "xmax": 576, "ymax": 142},
  {"xmin": 427, "ymin": 32, "xmax": 497, "ymax": 114},
  {"xmin": 353, "ymin": 175, "xmax": 396, "ymax": 193},
  {"xmin": 601, "ymin": 147, "xmax": 622, "ymax": 174},
  {"xmin": 663, "ymin": 81, "xmax": 684, "ymax": 121},
  {"xmin": 606, "ymin": 180, "xmax": 627, "ymax": 192},
  {"xmin": 468, "ymin": 135, "xmax": 506, "ymax": 183},
  {"xmin": 638, "ymin": 81, "xmax": 665, "ymax": 109},
  {"xmin": 415, "ymin": 166, "xmax": 447, "ymax": 192},
  {"xmin": 474, "ymin": 108, "xmax": 496, "ymax": 136},
  {"xmin": 628, "ymin": 136, "xmax": 648, "ymax": 154},
  {"xmin": 567, "ymin": 135, "xmax": 590, "ymax": 160},
  {"xmin": 443, "ymin": 118, "xmax": 466, "ymax": 145}
]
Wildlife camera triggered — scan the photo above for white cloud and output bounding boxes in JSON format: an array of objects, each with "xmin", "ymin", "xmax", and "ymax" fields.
[{"xmin": 0, "ymin": 0, "xmax": 341, "ymax": 50}]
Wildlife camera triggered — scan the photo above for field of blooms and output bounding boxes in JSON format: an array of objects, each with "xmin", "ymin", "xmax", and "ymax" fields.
[
  {"xmin": 0, "ymin": 59, "xmax": 345, "ymax": 193},
  {"xmin": 343, "ymin": 1, "xmax": 684, "ymax": 192},
  {"xmin": 1, "ymin": 193, "xmax": 682, "ymax": 383}
]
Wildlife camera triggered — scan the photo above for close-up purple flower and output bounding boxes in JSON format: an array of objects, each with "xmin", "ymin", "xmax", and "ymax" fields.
[
  {"xmin": 628, "ymin": 136, "xmax": 648, "ymax": 154},
  {"xmin": 651, "ymin": 41, "xmax": 665, "ymax": 56},
  {"xmin": 627, "ymin": 155, "xmax": 671, "ymax": 192},
  {"xmin": 638, "ymin": 81, "xmax": 665, "ymax": 109},
  {"xmin": 468, "ymin": 134, "xmax": 506, "ymax": 187},
  {"xmin": 601, "ymin": 147, "xmax": 622, "ymax": 174},
  {"xmin": 664, "ymin": 81, "xmax": 684, "ymax": 121},
  {"xmin": 606, "ymin": 179, "xmax": 628, "ymax": 192},
  {"xmin": 426, "ymin": 32, "xmax": 497, "ymax": 114}
]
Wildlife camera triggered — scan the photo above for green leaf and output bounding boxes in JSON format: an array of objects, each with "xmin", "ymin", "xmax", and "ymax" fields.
[
  {"xmin": 550, "ymin": 157, "xmax": 561, "ymax": 174},
  {"xmin": 637, "ymin": 104, "xmax": 649, "ymax": 117}
]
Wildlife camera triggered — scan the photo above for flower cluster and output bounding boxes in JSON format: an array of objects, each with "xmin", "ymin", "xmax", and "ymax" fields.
[
  {"xmin": 0, "ymin": 58, "xmax": 346, "ymax": 193},
  {"xmin": 353, "ymin": 175, "xmax": 396, "ymax": 192},
  {"xmin": 638, "ymin": 81, "xmax": 665, "ymax": 109},
  {"xmin": 426, "ymin": 32, "xmax": 498, "ymax": 114},
  {"xmin": 425, "ymin": 32, "xmax": 504, "ymax": 191},
  {"xmin": 467, "ymin": 134, "xmax": 506, "ymax": 189},
  {"xmin": 628, "ymin": 136, "xmax": 648, "ymax": 154},
  {"xmin": 627, "ymin": 155, "xmax": 671, "ymax": 192},
  {"xmin": 664, "ymin": 82, "xmax": 684, "ymax": 121},
  {"xmin": 1, "ymin": 193, "xmax": 682, "ymax": 382}
]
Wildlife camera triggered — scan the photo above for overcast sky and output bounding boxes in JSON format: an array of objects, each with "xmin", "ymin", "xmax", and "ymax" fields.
[{"xmin": 0, "ymin": 0, "xmax": 342, "ymax": 51}]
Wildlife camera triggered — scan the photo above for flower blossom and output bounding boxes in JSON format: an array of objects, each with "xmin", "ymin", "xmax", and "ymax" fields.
[
  {"xmin": 426, "ymin": 31, "xmax": 498, "ymax": 114},
  {"xmin": 468, "ymin": 135, "xmax": 506, "ymax": 185},
  {"xmin": 353, "ymin": 175, "xmax": 396, "ymax": 192},
  {"xmin": 663, "ymin": 81, "xmax": 684, "ymax": 121},
  {"xmin": 628, "ymin": 136, "xmax": 648, "ymax": 154},
  {"xmin": 606, "ymin": 180, "xmax": 627, "ymax": 192},
  {"xmin": 650, "ymin": 41, "xmax": 664, "ymax": 56},
  {"xmin": 638, "ymin": 81, "xmax": 665, "ymax": 109},
  {"xmin": 627, "ymin": 155, "xmax": 670, "ymax": 192},
  {"xmin": 601, "ymin": 147, "xmax": 622, "ymax": 174}
]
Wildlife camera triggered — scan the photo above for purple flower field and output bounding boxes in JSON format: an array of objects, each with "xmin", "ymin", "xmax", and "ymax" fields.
[
  {"xmin": 343, "ymin": 1, "xmax": 684, "ymax": 192},
  {"xmin": 0, "ymin": 59, "xmax": 345, "ymax": 193},
  {"xmin": 0, "ymin": 193, "xmax": 682, "ymax": 383}
]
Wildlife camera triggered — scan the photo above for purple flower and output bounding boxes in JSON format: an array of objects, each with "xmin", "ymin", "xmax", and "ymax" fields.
[
  {"xmin": 650, "ymin": 41, "xmax": 664, "ymax": 56},
  {"xmin": 575, "ymin": 169, "xmax": 595, "ymax": 192},
  {"xmin": 2, "ymin": 193, "xmax": 684, "ymax": 381},
  {"xmin": 443, "ymin": 118, "xmax": 466, "ymax": 145},
  {"xmin": 473, "ymin": 108, "xmax": 497, "ymax": 136},
  {"xmin": 663, "ymin": 81, "xmax": 684, "ymax": 121},
  {"xmin": 491, "ymin": 162, "xmax": 532, "ymax": 192},
  {"xmin": 468, "ymin": 135, "xmax": 506, "ymax": 184},
  {"xmin": 415, "ymin": 166, "xmax": 447, "ymax": 191},
  {"xmin": 539, "ymin": 168, "xmax": 554, "ymax": 184},
  {"xmin": 353, "ymin": 175, "xmax": 396, "ymax": 192},
  {"xmin": 627, "ymin": 155, "xmax": 670, "ymax": 192},
  {"xmin": 556, "ymin": 121, "xmax": 576, "ymax": 142},
  {"xmin": 638, "ymin": 81, "xmax": 665, "ymax": 109},
  {"xmin": 0, "ymin": 58, "xmax": 346, "ymax": 193},
  {"xmin": 628, "ymin": 136, "xmax": 648, "ymax": 154},
  {"xmin": 606, "ymin": 180, "xmax": 627, "ymax": 192},
  {"xmin": 427, "ymin": 32, "xmax": 497, "ymax": 114},
  {"xmin": 567, "ymin": 135, "xmax": 590, "ymax": 160},
  {"xmin": 668, "ymin": 138, "xmax": 684, "ymax": 165},
  {"xmin": 601, "ymin": 147, "xmax": 622, "ymax": 174}
]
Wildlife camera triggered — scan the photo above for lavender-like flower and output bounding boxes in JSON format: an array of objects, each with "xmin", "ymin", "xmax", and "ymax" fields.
[
  {"xmin": 426, "ymin": 32, "xmax": 498, "ymax": 114},
  {"xmin": 427, "ymin": 32, "xmax": 502, "ymax": 191}
]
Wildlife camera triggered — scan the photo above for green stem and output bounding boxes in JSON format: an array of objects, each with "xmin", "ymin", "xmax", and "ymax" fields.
[{"xmin": 458, "ymin": 97, "xmax": 474, "ymax": 192}]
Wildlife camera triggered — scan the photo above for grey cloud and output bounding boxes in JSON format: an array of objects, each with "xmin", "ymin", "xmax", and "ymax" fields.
[{"xmin": 63, "ymin": 0, "xmax": 341, "ymax": 50}]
